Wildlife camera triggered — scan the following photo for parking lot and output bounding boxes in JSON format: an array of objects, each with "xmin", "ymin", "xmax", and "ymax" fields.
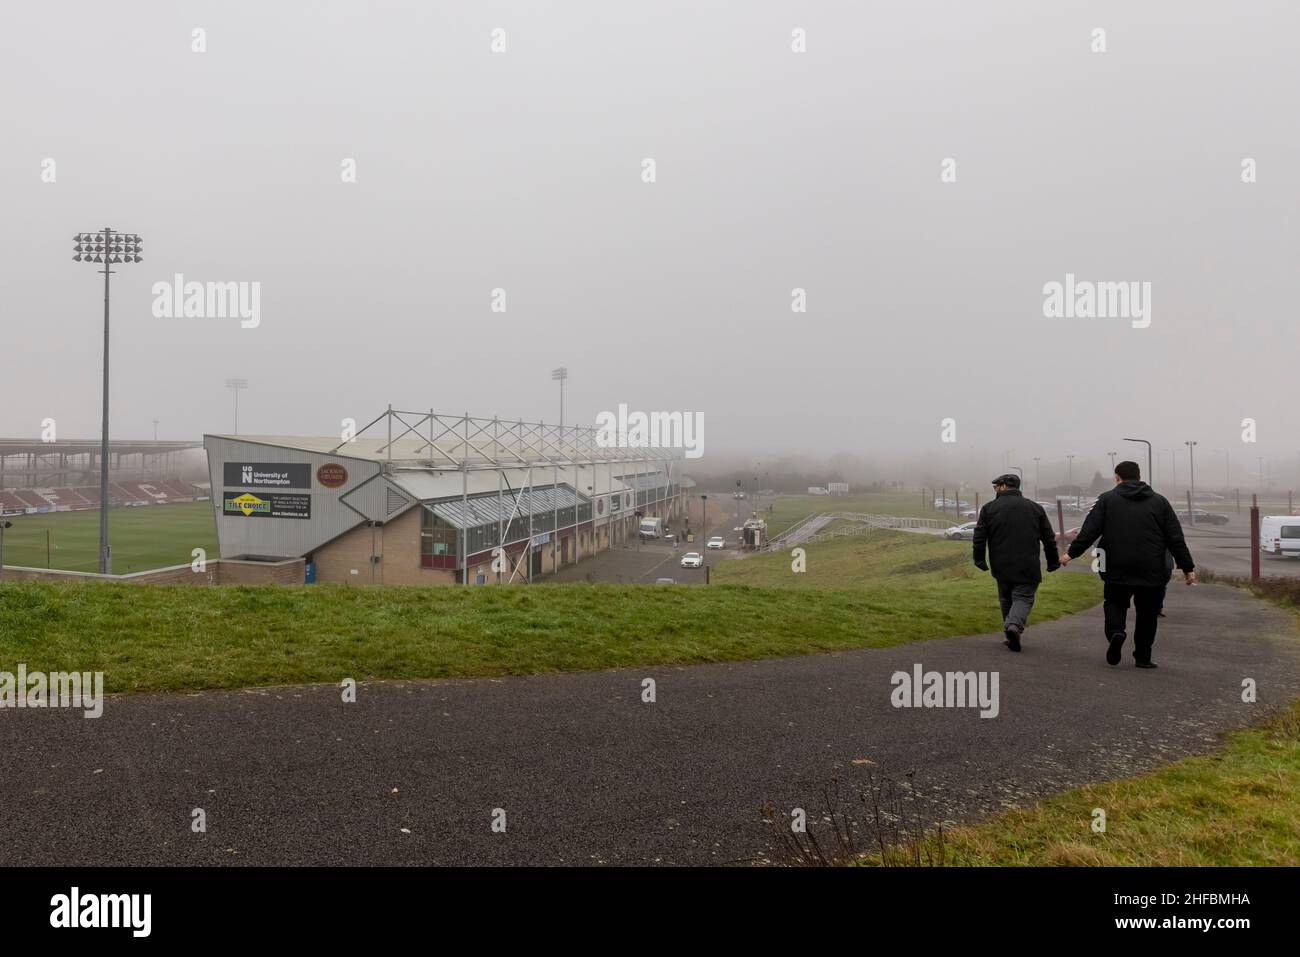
[
  {"xmin": 946, "ymin": 502, "xmax": 1300, "ymax": 580},
  {"xmin": 547, "ymin": 500, "xmax": 743, "ymax": 585}
]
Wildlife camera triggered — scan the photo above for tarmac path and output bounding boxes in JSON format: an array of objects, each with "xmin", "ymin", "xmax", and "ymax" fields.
[{"xmin": 1, "ymin": 581, "xmax": 1296, "ymax": 865}]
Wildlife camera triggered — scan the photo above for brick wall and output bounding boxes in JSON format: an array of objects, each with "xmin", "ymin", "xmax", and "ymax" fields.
[{"xmin": 310, "ymin": 506, "xmax": 455, "ymax": 585}]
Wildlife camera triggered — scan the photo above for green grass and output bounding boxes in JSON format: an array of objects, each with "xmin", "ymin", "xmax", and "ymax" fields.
[
  {"xmin": 714, "ymin": 531, "xmax": 1097, "ymax": 635},
  {"xmin": 862, "ymin": 700, "xmax": 1300, "ymax": 866},
  {"xmin": 764, "ymin": 493, "xmax": 958, "ymax": 537},
  {"xmin": 0, "ymin": 530, "xmax": 1100, "ymax": 694},
  {"xmin": 0, "ymin": 501, "xmax": 216, "ymax": 574}
]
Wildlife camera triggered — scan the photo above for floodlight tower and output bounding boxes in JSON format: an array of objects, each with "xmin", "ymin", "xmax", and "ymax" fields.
[
  {"xmin": 226, "ymin": 378, "xmax": 249, "ymax": 433},
  {"xmin": 73, "ymin": 228, "xmax": 143, "ymax": 574},
  {"xmin": 551, "ymin": 367, "xmax": 568, "ymax": 435}
]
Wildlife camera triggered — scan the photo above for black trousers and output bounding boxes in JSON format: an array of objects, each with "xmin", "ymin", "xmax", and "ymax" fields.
[{"xmin": 1103, "ymin": 582, "xmax": 1167, "ymax": 663}]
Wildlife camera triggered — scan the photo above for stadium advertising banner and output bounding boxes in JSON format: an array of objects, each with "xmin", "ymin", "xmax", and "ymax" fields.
[
  {"xmin": 223, "ymin": 462, "xmax": 311, "ymax": 489},
  {"xmin": 222, "ymin": 491, "xmax": 312, "ymax": 520}
]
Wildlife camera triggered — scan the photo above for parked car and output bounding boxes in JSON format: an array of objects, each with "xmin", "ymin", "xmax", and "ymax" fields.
[
  {"xmin": 706, "ymin": 536, "xmax": 725, "ymax": 549},
  {"xmin": 943, "ymin": 521, "xmax": 977, "ymax": 541},
  {"xmin": 680, "ymin": 552, "xmax": 703, "ymax": 568},
  {"xmin": 1188, "ymin": 509, "xmax": 1230, "ymax": 525},
  {"xmin": 1058, "ymin": 525, "xmax": 1082, "ymax": 546}
]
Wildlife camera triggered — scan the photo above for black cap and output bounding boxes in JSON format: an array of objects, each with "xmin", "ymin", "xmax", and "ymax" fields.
[{"xmin": 992, "ymin": 473, "xmax": 1021, "ymax": 488}]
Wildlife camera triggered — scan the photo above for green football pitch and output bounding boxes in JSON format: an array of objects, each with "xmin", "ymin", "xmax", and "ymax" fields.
[{"xmin": 1, "ymin": 501, "xmax": 218, "ymax": 574}]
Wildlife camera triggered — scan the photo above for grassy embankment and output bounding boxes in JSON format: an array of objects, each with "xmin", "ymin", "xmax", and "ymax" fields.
[{"xmin": 0, "ymin": 530, "xmax": 1099, "ymax": 694}]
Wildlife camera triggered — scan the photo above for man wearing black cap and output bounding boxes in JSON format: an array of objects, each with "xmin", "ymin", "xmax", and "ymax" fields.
[
  {"xmin": 1060, "ymin": 460, "xmax": 1195, "ymax": 668},
  {"xmin": 971, "ymin": 473, "xmax": 1060, "ymax": 652}
]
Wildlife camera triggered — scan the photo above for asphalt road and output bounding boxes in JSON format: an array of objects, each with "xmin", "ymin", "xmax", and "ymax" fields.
[
  {"xmin": 548, "ymin": 497, "xmax": 742, "ymax": 585},
  {"xmin": 2, "ymin": 581, "xmax": 1297, "ymax": 866},
  {"xmin": 1180, "ymin": 518, "xmax": 1300, "ymax": 579}
]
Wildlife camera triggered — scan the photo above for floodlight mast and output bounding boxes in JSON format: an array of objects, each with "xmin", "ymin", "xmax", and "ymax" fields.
[{"xmin": 73, "ymin": 228, "xmax": 143, "ymax": 574}]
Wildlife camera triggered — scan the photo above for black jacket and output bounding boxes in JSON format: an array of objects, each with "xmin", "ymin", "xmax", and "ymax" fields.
[
  {"xmin": 1066, "ymin": 481, "xmax": 1194, "ymax": 586},
  {"xmin": 972, "ymin": 489, "xmax": 1060, "ymax": 584}
]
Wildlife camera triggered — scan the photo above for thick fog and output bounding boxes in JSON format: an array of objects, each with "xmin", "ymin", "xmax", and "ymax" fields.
[{"xmin": 3, "ymin": 0, "xmax": 1297, "ymax": 487}]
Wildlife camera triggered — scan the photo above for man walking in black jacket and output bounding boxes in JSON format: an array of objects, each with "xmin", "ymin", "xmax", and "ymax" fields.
[
  {"xmin": 972, "ymin": 473, "xmax": 1060, "ymax": 652},
  {"xmin": 1061, "ymin": 461, "xmax": 1195, "ymax": 668}
]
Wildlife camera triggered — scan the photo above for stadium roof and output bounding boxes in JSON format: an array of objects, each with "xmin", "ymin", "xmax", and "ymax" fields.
[
  {"xmin": 207, "ymin": 433, "xmax": 682, "ymax": 469},
  {"xmin": 426, "ymin": 486, "xmax": 587, "ymax": 530}
]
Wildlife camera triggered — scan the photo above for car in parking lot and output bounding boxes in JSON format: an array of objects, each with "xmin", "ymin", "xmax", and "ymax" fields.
[
  {"xmin": 1188, "ymin": 509, "xmax": 1230, "ymax": 525},
  {"xmin": 1059, "ymin": 525, "xmax": 1082, "ymax": 546},
  {"xmin": 680, "ymin": 552, "xmax": 703, "ymax": 568},
  {"xmin": 706, "ymin": 536, "xmax": 725, "ymax": 549},
  {"xmin": 943, "ymin": 521, "xmax": 977, "ymax": 541}
]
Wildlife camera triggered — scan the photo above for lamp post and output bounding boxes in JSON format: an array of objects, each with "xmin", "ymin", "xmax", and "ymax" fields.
[
  {"xmin": 225, "ymin": 378, "xmax": 248, "ymax": 433},
  {"xmin": 1123, "ymin": 437, "xmax": 1153, "ymax": 489},
  {"xmin": 551, "ymin": 367, "xmax": 567, "ymax": 436},
  {"xmin": 74, "ymin": 228, "xmax": 143, "ymax": 574},
  {"xmin": 0, "ymin": 519, "xmax": 11, "ymax": 579},
  {"xmin": 1185, "ymin": 440, "xmax": 1198, "ymax": 519}
]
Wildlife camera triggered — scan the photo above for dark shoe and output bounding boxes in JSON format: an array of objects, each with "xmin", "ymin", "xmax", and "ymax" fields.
[
  {"xmin": 1135, "ymin": 660, "xmax": 1158, "ymax": 669},
  {"xmin": 1004, "ymin": 627, "xmax": 1021, "ymax": 652},
  {"xmin": 1106, "ymin": 632, "xmax": 1125, "ymax": 666}
]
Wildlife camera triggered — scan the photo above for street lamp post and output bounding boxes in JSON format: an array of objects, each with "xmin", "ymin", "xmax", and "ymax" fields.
[
  {"xmin": 225, "ymin": 378, "xmax": 248, "ymax": 433},
  {"xmin": 1033, "ymin": 456, "xmax": 1041, "ymax": 500},
  {"xmin": 1123, "ymin": 437, "xmax": 1153, "ymax": 489},
  {"xmin": 74, "ymin": 228, "xmax": 143, "ymax": 574},
  {"xmin": 0, "ymin": 519, "xmax": 12, "ymax": 579},
  {"xmin": 551, "ymin": 367, "xmax": 567, "ymax": 435},
  {"xmin": 1186, "ymin": 440, "xmax": 1198, "ymax": 519}
]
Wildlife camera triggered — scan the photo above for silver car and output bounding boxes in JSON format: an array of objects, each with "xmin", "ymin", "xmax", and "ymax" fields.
[{"xmin": 943, "ymin": 521, "xmax": 977, "ymax": 541}]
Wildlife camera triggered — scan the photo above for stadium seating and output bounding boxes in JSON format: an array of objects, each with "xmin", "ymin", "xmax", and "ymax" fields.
[
  {"xmin": 0, "ymin": 490, "xmax": 28, "ymax": 511},
  {"xmin": 0, "ymin": 480, "xmax": 200, "ymax": 511}
]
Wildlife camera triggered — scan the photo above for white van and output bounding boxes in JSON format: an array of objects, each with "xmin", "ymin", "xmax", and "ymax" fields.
[
  {"xmin": 1260, "ymin": 516, "xmax": 1300, "ymax": 557},
  {"xmin": 639, "ymin": 516, "xmax": 663, "ymax": 539}
]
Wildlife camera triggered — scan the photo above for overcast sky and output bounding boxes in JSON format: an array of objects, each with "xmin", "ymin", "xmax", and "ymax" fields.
[{"xmin": 3, "ymin": 1, "xmax": 1297, "ymax": 484}]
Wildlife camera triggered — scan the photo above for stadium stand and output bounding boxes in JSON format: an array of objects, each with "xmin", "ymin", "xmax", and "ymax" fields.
[{"xmin": 0, "ymin": 480, "xmax": 200, "ymax": 512}]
